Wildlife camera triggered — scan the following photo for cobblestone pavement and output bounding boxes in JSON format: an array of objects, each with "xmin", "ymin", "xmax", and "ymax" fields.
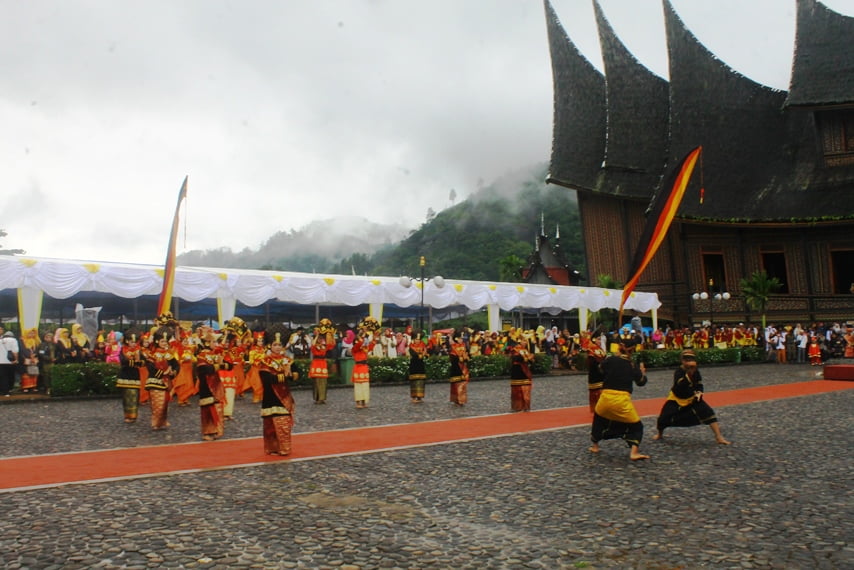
[{"xmin": 0, "ymin": 362, "xmax": 851, "ymax": 569}]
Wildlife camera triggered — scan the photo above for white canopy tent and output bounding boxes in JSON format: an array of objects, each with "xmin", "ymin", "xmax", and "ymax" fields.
[{"xmin": 0, "ymin": 254, "xmax": 661, "ymax": 332}]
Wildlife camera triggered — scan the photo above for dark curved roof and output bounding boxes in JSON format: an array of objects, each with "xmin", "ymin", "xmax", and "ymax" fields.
[
  {"xmin": 543, "ymin": 0, "xmax": 606, "ymax": 192},
  {"xmin": 593, "ymin": 0, "xmax": 670, "ymax": 200},
  {"xmin": 663, "ymin": 0, "xmax": 795, "ymax": 220},
  {"xmin": 664, "ymin": 0, "xmax": 854, "ymax": 220},
  {"xmin": 786, "ymin": 0, "xmax": 854, "ymax": 107},
  {"xmin": 545, "ymin": 0, "xmax": 854, "ymax": 223}
]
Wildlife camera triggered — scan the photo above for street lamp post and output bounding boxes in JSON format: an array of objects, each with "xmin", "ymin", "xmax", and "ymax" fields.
[
  {"xmin": 692, "ymin": 278, "xmax": 730, "ymax": 326},
  {"xmin": 399, "ymin": 256, "xmax": 445, "ymax": 334}
]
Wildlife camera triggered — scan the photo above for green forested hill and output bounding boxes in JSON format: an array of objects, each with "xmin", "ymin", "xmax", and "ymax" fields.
[
  {"xmin": 334, "ymin": 163, "xmax": 585, "ymax": 282},
  {"xmin": 176, "ymin": 162, "xmax": 585, "ymax": 282}
]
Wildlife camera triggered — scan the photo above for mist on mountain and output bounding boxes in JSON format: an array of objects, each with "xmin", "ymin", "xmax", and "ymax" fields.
[{"xmin": 177, "ymin": 162, "xmax": 583, "ymax": 282}]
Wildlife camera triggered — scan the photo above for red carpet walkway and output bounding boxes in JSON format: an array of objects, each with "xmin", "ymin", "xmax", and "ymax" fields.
[{"xmin": 2, "ymin": 380, "xmax": 850, "ymax": 493}]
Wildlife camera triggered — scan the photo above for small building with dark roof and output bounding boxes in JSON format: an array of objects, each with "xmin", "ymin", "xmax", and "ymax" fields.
[
  {"xmin": 520, "ymin": 216, "xmax": 582, "ymax": 287},
  {"xmin": 544, "ymin": 0, "xmax": 854, "ymax": 326}
]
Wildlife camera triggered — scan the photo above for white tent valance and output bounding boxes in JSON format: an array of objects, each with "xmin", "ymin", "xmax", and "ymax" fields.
[{"xmin": 0, "ymin": 254, "xmax": 661, "ymax": 330}]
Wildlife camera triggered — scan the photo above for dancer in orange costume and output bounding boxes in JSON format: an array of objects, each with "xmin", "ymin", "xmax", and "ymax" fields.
[
  {"xmin": 308, "ymin": 333, "xmax": 330, "ymax": 404},
  {"xmin": 241, "ymin": 332, "xmax": 266, "ymax": 404},
  {"xmin": 351, "ymin": 318, "xmax": 378, "ymax": 409},
  {"xmin": 172, "ymin": 333, "xmax": 198, "ymax": 406}
]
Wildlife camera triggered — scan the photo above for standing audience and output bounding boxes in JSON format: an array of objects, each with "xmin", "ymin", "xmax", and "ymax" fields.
[{"xmin": 0, "ymin": 326, "xmax": 20, "ymax": 397}]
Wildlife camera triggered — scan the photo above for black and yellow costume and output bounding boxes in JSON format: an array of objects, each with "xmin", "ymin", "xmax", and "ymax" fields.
[
  {"xmin": 655, "ymin": 365, "xmax": 719, "ymax": 435},
  {"xmin": 590, "ymin": 353, "xmax": 647, "ymax": 448}
]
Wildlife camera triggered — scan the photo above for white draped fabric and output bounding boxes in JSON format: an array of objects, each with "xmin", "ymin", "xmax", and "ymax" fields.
[{"xmin": 0, "ymin": 255, "xmax": 661, "ymax": 327}]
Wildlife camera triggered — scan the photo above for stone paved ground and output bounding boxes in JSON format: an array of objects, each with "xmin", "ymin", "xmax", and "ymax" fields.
[{"xmin": 0, "ymin": 362, "xmax": 851, "ymax": 569}]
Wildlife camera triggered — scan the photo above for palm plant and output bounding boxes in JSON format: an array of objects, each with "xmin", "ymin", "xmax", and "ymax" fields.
[
  {"xmin": 594, "ymin": 274, "xmax": 623, "ymax": 332},
  {"xmin": 739, "ymin": 270, "xmax": 783, "ymax": 329}
]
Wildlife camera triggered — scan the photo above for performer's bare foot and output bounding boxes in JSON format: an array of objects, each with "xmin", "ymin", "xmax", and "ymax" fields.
[
  {"xmin": 588, "ymin": 443, "xmax": 600, "ymax": 454},
  {"xmin": 652, "ymin": 432, "xmax": 663, "ymax": 440},
  {"xmin": 202, "ymin": 435, "xmax": 214, "ymax": 441},
  {"xmin": 629, "ymin": 445, "xmax": 649, "ymax": 460},
  {"xmin": 711, "ymin": 424, "xmax": 731, "ymax": 445}
]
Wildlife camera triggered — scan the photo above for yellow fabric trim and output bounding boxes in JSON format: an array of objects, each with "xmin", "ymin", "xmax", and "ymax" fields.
[
  {"xmin": 666, "ymin": 391, "xmax": 696, "ymax": 407},
  {"xmin": 595, "ymin": 389, "xmax": 640, "ymax": 423}
]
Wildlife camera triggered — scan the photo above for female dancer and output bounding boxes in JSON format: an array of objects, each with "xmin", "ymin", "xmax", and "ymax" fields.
[
  {"xmin": 241, "ymin": 332, "xmax": 266, "ymax": 403},
  {"xmin": 145, "ymin": 330, "xmax": 179, "ymax": 430},
  {"xmin": 308, "ymin": 332, "xmax": 330, "ymax": 404},
  {"xmin": 171, "ymin": 333, "xmax": 198, "ymax": 406},
  {"xmin": 351, "ymin": 327, "xmax": 375, "ymax": 409},
  {"xmin": 408, "ymin": 333, "xmax": 428, "ymax": 403},
  {"xmin": 508, "ymin": 342, "xmax": 534, "ymax": 411},
  {"xmin": 258, "ymin": 331, "xmax": 296, "ymax": 455},
  {"xmin": 116, "ymin": 332, "xmax": 146, "ymax": 423},
  {"xmin": 196, "ymin": 334, "xmax": 225, "ymax": 441},
  {"xmin": 448, "ymin": 334, "xmax": 470, "ymax": 406}
]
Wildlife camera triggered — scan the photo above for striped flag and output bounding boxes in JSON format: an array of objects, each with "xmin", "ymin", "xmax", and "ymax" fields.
[
  {"xmin": 619, "ymin": 146, "xmax": 702, "ymax": 320},
  {"xmin": 156, "ymin": 176, "xmax": 188, "ymax": 316}
]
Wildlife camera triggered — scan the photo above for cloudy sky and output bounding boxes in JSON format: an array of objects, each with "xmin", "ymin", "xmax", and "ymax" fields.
[{"xmin": 2, "ymin": 0, "xmax": 851, "ymax": 265}]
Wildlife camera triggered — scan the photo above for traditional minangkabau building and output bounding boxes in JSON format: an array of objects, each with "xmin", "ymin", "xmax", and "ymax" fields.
[
  {"xmin": 521, "ymin": 214, "xmax": 583, "ymax": 286},
  {"xmin": 544, "ymin": 0, "xmax": 854, "ymax": 326}
]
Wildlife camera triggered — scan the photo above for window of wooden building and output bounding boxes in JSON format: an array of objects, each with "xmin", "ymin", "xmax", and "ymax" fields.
[
  {"xmin": 816, "ymin": 108, "xmax": 854, "ymax": 167},
  {"xmin": 831, "ymin": 250, "xmax": 854, "ymax": 295},
  {"xmin": 761, "ymin": 251, "xmax": 789, "ymax": 294},
  {"xmin": 701, "ymin": 252, "xmax": 727, "ymax": 293}
]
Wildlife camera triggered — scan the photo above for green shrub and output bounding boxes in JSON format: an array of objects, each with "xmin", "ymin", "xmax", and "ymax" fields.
[
  {"xmin": 531, "ymin": 353, "xmax": 552, "ymax": 374},
  {"xmin": 366, "ymin": 356, "xmax": 409, "ymax": 383},
  {"xmin": 740, "ymin": 346, "xmax": 765, "ymax": 362},
  {"xmin": 50, "ymin": 362, "xmax": 120, "ymax": 397},
  {"xmin": 468, "ymin": 354, "xmax": 508, "ymax": 378},
  {"xmin": 634, "ymin": 346, "xmax": 765, "ymax": 368},
  {"xmin": 425, "ymin": 356, "xmax": 450, "ymax": 380},
  {"xmin": 634, "ymin": 349, "xmax": 682, "ymax": 368},
  {"xmin": 290, "ymin": 359, "xmax": 311, "ymax": 386}
]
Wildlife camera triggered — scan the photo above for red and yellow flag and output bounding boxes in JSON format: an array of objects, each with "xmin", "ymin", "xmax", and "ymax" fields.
[
  {"xmin": 156, "ymin": 176, "xmax": 188, "ymax": 316},
  {"xmin": 619, "ymin": 146, "xmax": 702, "ymax": 318}
]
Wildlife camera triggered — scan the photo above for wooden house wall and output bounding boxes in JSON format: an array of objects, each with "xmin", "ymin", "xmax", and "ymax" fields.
[
  {"xmin": 674, "ymin": 223, "xmax": 854, "ymax": 325},
  {"xmin": 580, "ymin": 191, "xmax": 854, "ymax": 325}
]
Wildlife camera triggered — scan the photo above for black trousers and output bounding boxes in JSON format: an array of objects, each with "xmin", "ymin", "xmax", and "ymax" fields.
[
  {"xmin": 0, "ymin": 364, "xmax": 16, "ymax": 395},
  {"xmin": 656, "ymin": 399, "xmax": 718, "ymax": 433},
  {"xmin": 591, "ymin": 413, "xmax": 644, "ymax": 447}
]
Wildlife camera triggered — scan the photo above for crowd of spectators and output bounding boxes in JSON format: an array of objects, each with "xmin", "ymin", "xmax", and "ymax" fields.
[{"xmin": 1, "ymin": 317, "xmax": 852, "ymax": 397}]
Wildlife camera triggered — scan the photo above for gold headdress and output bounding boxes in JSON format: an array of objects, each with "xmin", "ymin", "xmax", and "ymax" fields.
[{"xmin": 358, "ymin": 316, "xmax": 381, "ymax": 333}]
